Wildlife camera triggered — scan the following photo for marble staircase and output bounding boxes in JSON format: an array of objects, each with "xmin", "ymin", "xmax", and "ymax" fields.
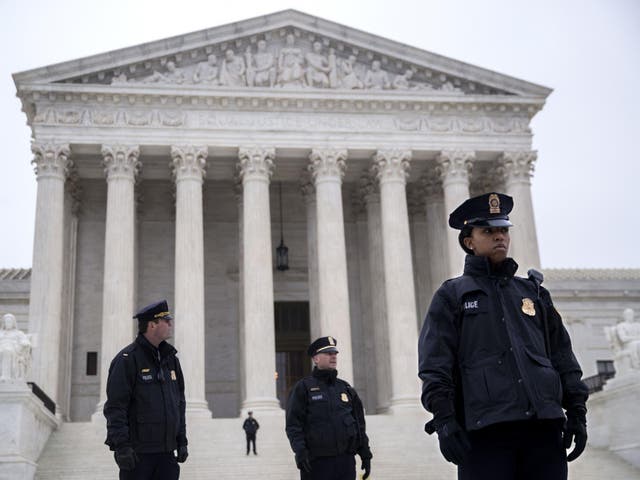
[{"xmin": 35, "ymin": 411, "xmax": 640, "ymax": 479}]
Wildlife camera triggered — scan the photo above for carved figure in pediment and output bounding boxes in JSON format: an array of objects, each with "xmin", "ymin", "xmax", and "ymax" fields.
[
  {"xmin": 111, "ymin": 72, "xmax": 129, "ymax": 85},
  {"xmin": 193, "ymin": 54, "xmax": 220, "ymax": 85},
  {"xmin": 144, "ymin": 61, "xmax": 185, "ymax": 84},
  {"xmin": 246, "ymin": 40, "xmax": 276, "ymax": 87},
  {"xmin": 0, "ymin": 313, "xmax": 32, "ymax": 381},
  {"xmin": 392, "ymin": 69, "xmax": 414, "ymax": 90},
  {"xmin": 339, "ymin": 55, "xmax": 363, "ymax": 89},
  {"xmin": 440, "ymin": 81, "xmax": 462, "ymax": 93},
  {"xmin": 277, "ymin": 34, "xmax": 306, "ymax": 87},
  {"xmin": 605, "ymin": 308, "xmax": 640, "ymax": 375},
  {"xmin": 364, "ymin": 60, "xmax": 390, "ymax": 90},
  {"xmin": 305, "ymin": 41, "xmax": 332, "ymax": 88},
  {"xmin": 328, "ymin": 48, "xmax": 338, "ymax": 88},
  {"xmin": 219, "ymin": 49, "xmax": 247, "ymax": 87}
]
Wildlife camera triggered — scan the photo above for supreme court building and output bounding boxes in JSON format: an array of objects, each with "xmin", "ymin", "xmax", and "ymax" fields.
[{"xmin": 9, "ymin": 10, "xmax": 639, "ymax": 426}]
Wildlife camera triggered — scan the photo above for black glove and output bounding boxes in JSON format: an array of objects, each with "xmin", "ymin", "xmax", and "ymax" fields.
[
  {"xmin": 435, "ymin": 419, "xmax": 471, "ymax": 466},
  {"xmin": 295, "ymin": 450, "xmax": 312, "ymax": 473},
  {"xmin": 564, "ymin": 409, "xmax": 587, "ymax": 462},
  {"xmin": 114, "ymin": 446, "xmax": 138, "ymax": 471},
  {"xmin": 360, "ymin": 456, "xmax": 371, "ymax": 479},
  {"xmin": 176, "ymin": 445, "xmax": 189, "ymax": 463}
]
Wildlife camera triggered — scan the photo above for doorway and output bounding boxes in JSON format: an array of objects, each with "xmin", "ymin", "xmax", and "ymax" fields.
[{"xmin": 274, "ymin": 301, "xmax": 311, "ymax": 408}]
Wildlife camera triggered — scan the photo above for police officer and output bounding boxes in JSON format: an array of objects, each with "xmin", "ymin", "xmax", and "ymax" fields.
[
  {"xmin": 418, "ymin": 193, "xmax": 588, "ymax": 480},
  {"xmin": 285, "ymin": 336, "xmax": 372, "ymax": 480},
  {"xmin": 104, "ymin": 300, "xmax": 188, "ymax": 480},
  {"xmin": 242, "ymin": 411, "xmax": 260, "ymax": 455}
]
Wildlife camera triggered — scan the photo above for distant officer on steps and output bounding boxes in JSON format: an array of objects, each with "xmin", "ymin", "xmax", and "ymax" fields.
[
  {"xmin": 419, "ymin": 193, "xmax": 588, "ymax": 480},
  {"xmin": 104, "ymin": 300, "xmax": 188, "ymax": 480},
  {"xmin": 286, "ymin": 336, "xmax": 372, "ymax": 480}
]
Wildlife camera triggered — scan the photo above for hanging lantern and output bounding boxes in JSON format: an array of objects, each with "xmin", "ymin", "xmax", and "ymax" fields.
[{"xmin": 276, "ymin": 181, "xmax": 289, "ymax": 271}]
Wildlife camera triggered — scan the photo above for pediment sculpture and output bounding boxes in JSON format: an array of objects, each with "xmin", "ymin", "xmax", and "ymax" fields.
[
  {"xmin": 107, "ymin": 33, "xmax": 465, "ymax": 94},
  {"xmin": 605, "ymin": 308, "xmax": 640, "ymax": 376},
  {"xmin": 0, "ymin": 313, "xmax": 32, "ymax": 382}
]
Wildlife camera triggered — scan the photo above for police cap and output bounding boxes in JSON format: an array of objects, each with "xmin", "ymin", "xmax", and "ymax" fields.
[
  {"xmin": 307, "ymin": 336, "xmax": 339, "ymax": 356},
  {"xmin": 449, "ymin": 192, "xmax": 513, "ymax": 230},
  {"xmin": 133, "ymin": 300, "xmax": 174, "ymax": 322}
]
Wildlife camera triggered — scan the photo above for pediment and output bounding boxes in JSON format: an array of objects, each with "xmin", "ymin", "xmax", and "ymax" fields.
[{"xmin": 13, "ymin": 10, "xmax": 550, "ymax": 99}]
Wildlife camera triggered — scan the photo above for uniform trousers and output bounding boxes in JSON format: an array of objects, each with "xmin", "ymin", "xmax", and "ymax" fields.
[
  {"xmin": 246, "ymin": 433, "xmax": 257, "ymax": 454},
  {"xmin": 458, "ymin": 419, "xmax": 567, "ymax": 480},
  {"xmin": 301, "ymin": 454, "xmax": 356, "ymax": 480},
  {"xmin": 119, "ymin": 452, "xmax": 180, "ymax": 480}
]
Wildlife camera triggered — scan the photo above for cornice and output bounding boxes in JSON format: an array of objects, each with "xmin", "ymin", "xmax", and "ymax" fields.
[{"xmin": 544, "ymin": 269, "xmax": 640, "ymax": 281}]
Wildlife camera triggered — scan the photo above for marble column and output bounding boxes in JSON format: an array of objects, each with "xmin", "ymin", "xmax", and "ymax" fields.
[
  {"xmin": 437, "ymin": 150, "xmax": 474, "ymax": 278},
  {"xmin": 372, "ymin": 149, "xmax": 420, "ymax": 410},
  {"xmin": 407, "ymin": 183, "xmax": 430, "ymax": 324},
  {"xmin": 360, "ymin": 175, "xmax": 391, "ymax": 412},
  {"xmin": 171, "ymin": 145, "xmax": 211, "ymax": 418},
  {"xmin": 300, "ymin": 176, "xmax": 320, "ymax": 341},
  {"xmin": 308, "ymin": 148, "xmax": 354, "ymax": 384},
  {"xmin": 238, "ymin": 147, "xmax": 280, "ymax": 413},
  {"xmin": 28, "ymin": 142, "xmax": 71, "ymax": 404},
  {"xmin": 499, "ymin": 151, "xmax": 541, "ymax": 270},
  {"xmin": 422, "ymin": 169, "xmax": 450, "ymax": 299},
  {"xmin": 97, "ymin": 145, "xmax": 140, "ymax": 408}
]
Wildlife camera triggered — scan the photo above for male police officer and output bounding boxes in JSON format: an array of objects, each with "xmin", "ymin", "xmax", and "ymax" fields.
[
  {"xmin": 286, "ymin": 336, "xmax": 372, "ymax": 480},
  {"xmin": 104, "ymin": 300, "xmax": 188, "ymax": 480},
  {"xmin": 419, "ymin": 193, "xmax": 588, "ymax": 480},
  {"xmin": 242, "ymin": 411, "xmax": 260, "ymax": 455}
]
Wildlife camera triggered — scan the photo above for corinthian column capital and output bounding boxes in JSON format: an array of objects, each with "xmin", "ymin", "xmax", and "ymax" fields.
[
  {"xmin": 171, "ymin": 145, "xmax": 208, "ymax": 182},
  {"xmin": 308, "ymin": 148, "xmax": 347, "ymax": 183},
  {"xmin": 31, "ymin": 142, "xmax": 71, "ymax": 180},
  {"xmin": 371, "ymin": 149, "xmax": 411, "ymax": 184},
  {"xmin": 498, "ymin": 151, "xmax": 537, "ymax": 184},
  {"xmin": 237, "ymin": 147, "xmax": 275, "ymax": 182},
  {"xmin": 436, "ymin": 150, "xmax": 474, "ymax": 185},
  {"xmin": 101, "ymin": 145, "xmax": 140, "ymax": 181}
]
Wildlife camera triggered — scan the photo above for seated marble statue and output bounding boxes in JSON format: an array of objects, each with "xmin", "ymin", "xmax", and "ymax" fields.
[
  {"xmin": 305, "ymin": 41, "xmax": 331, "ymax": 88},
  {"xmin": 605, "ymin": 308, "xmax": 640, "ymax": 375},
  {"xmin": 193, "ymin": 54, "xmax": 220, "ymax": 85},
  {"xmin": 364, "ymin": 60, "xmax": 390, "ymax": 90},
  {"xmin": 0, "ymin": 313, "xmax": 32, "ymax": 381},
  {"xmin": 339, "ymin": 55, "xmax": 363, "ymax": 89},
  {"xmin": 246, "ymin": 40, "xmax": 276, "ymax": 87},
  {"xmin": 144, "ymin": 61, "xmax": 185, "ymax": 84},
  {"xmin": 277, "ymin": 33, "xmax": 306, "ymax": 87}
]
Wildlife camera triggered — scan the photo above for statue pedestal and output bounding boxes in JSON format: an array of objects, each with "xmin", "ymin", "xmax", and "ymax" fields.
[
  {"xmin": 601, "ymin": 372, "xmax": 640, "ymax": 468},
  {"xmin": 0, "ymin": 382, "xmax": 59, "ymax": 480}
]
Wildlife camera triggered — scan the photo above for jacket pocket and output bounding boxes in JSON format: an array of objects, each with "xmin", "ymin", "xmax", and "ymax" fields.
[
  {"xmin": 524, "ymin": 348, "xmax": 562, "ymax": 404},
  {"xmin": 462, "ymin": 352, "xmax": 516, "ymax": 412},
  {"xmin": 136, "ymin": 413, "xmax": 163, "ymax": 443}
]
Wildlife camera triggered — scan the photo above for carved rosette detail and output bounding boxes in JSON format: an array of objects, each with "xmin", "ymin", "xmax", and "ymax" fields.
[
  {"xmin": 421, "ymin": 168, "xmax": 444, "ymax": 201},
  {"xmin": 406, "ymin": 183, "xmax": 426, "ymax": 217},
  {"xmin": 31, "ymin": 142, "xmax": 72, "ymax": 180},
  {"xmin": 436, "ymin": 150, "xmax": 474, "ymax": 184},
  {"xmin": 299, "ymin": 171, "xmax": 316, "ymax": 203},
  {"xmin": 308, "ymin": 149, "xmax": 348, "ymax": 183},
  {"xmin": 371, "ymin": 149, "xmax": 411, "ymax": 184},
  {"xmin": 237, "ymin": 147, "xmax": 275, "ymax": 182},
  {"xmin": 498, "ymin": 151, "xmax": 537, "ymax": 184},
  {"xmin": 171, "ymin": 145, "xmax": 208, "ymax": 183},
  {"xmin": 101, "ymin": 145, "xmax": 141, "ymax": 181}
]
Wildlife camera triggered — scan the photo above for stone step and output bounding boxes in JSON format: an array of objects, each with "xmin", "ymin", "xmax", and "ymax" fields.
[{"xmin": 35, "ymin": 412, "xmax": 640, "ymax": 479}]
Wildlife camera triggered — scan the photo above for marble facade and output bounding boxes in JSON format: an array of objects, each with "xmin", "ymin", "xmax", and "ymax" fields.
[{"xmin": 6, "ymin": 10, "xmax": 640, "ymax": 426}]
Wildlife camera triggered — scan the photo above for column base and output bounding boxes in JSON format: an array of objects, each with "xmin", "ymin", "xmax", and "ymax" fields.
[
  {"xmin": 388, "ymin": 396, "xmax": 421, "ymax": 414},
  {"xmin": 186, "ymin": 399, "xmax": 212, "ymax": 420},
  {"xmin": 241, "ymin": 397, "xmax": 283, "ymax": 416}
]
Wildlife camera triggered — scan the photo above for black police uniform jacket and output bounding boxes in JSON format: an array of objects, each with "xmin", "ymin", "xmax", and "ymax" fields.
[
  {"xmin": 243, "ymin": 417, "xmax": 260, "ymax": 435},
  {"xmin": 285, "ymin": 367, "xmax": 372, "ymax": 460},
  {"xmin": 104, "ymin": 334, "xmax": 188, "ymax": 453},
  {"xmin": 419, "ymin": 255, "xmax": 588, "ymax": 431}
]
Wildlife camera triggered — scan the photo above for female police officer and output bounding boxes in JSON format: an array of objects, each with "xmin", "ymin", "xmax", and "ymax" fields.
[{"xmin": 419, "ymin": 193, "xmax": 588, "ymax": 479}]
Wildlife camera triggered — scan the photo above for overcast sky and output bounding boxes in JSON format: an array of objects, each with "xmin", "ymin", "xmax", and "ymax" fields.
[{"xmin": 1, "ymin": 0, "xmax": 638, "ymax": 269}]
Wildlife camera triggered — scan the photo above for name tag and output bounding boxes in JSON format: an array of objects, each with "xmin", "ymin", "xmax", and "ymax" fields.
[
  {"xmin": 310, "ymin": 393, "xmax": 325, "ymax": 401},
  {"xmin": 464, "ymin": 300, "xmax": 479, "ymax": 310}
]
